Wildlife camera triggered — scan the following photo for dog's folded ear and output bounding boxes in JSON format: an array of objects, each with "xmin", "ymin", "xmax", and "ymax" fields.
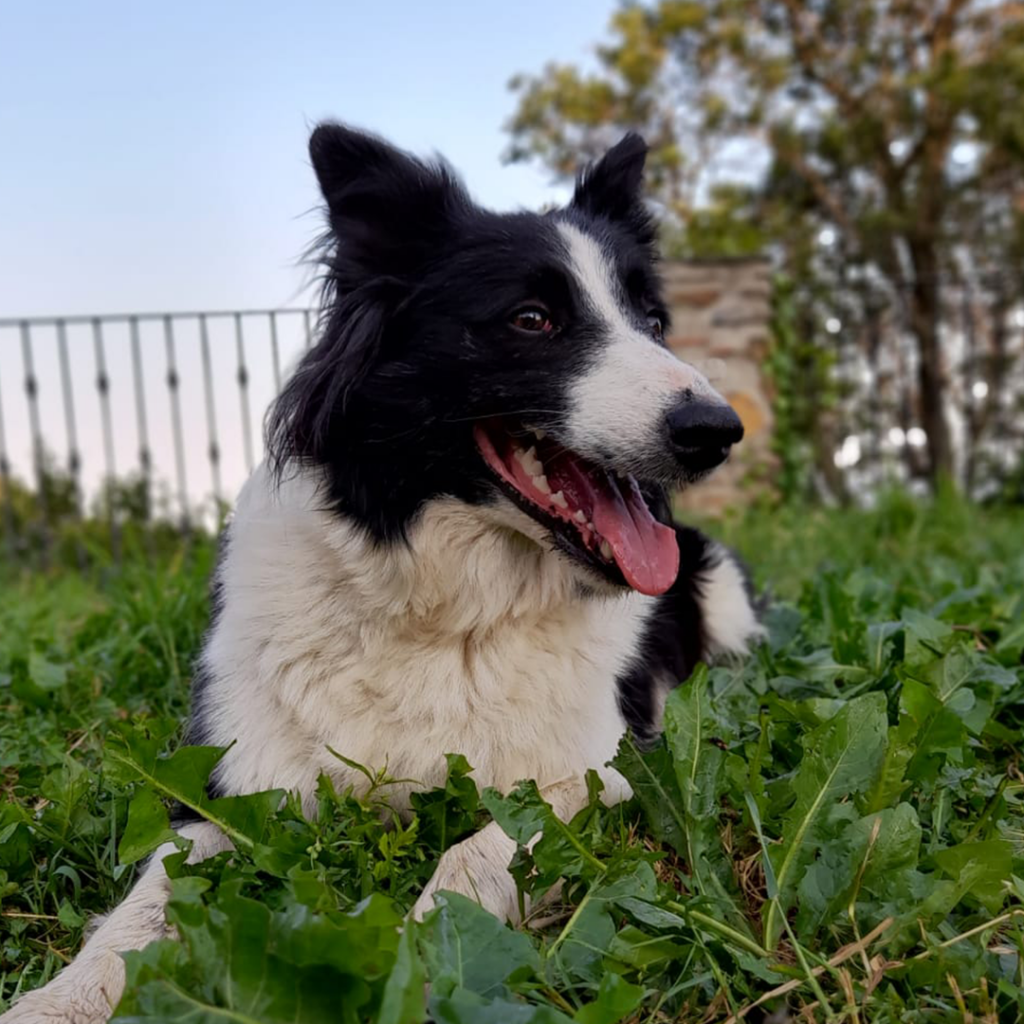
[
  {"xmin": 570, "ymin": 133, "xmax": 654, "ymax": 245},
  {"xmin": 309, "ymin": 123, "xmax": 468, "ymax": 280}
]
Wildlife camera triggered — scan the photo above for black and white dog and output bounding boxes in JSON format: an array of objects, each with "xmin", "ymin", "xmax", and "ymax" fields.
[{"xmin": 3, "ymin": 125, "xmax": 761, "ymax": 1023}]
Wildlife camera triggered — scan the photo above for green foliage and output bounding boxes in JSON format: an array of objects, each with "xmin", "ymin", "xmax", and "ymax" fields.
[
  {"xmin": 1, "ymin": 455, "xmax": 207, "ymax": 573},
  {"xmin": 506, "ymin": 0, "xmax": 1024, "ymax": 489},
  {"xmin": 2, "ymin": 496, "xmax": 1023, "ymax": 1021},
  {"xmin": 763, "ymin": 275, "xmax": 839, "ymax": 503},
  {"xmin": 660, "ymin": 185, "xmax": 768, "ymax": 260}
]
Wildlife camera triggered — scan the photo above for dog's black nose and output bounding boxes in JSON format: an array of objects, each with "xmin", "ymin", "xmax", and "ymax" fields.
[{"xmin": 666, "ymin": 400, "xmax": 744, "ymax": 467}]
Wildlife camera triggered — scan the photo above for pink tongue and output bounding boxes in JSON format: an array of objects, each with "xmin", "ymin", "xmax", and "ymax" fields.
[
  {"xmin": 590, "ymin": 477, "xmax": 679, "ymax": 596},
  {"xmin": 549, "ymin": 458, "xmax": 679, "ymax": 596}
]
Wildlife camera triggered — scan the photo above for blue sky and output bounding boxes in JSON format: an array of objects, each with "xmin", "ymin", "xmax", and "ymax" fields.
[
  {"xmin": 0, "ymin": 1, "xmax": 614, "ymax": 315},
  {"xmin": 0, "ymin": 1, "xmax": 616, "ymax": 505}
]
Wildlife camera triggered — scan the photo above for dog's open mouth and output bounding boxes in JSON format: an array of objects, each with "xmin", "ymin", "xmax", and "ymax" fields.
[{"xmin": 473, "ymin": 421, "xmax": 679, "ymax": 596}]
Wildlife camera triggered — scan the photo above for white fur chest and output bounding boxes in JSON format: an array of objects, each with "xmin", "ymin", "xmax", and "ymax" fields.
[{"xmin": 199, "ymin": 467, "xmax": 653, "ymax": 810}]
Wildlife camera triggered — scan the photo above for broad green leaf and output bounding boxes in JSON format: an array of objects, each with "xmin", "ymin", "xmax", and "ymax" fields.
[
  {"xmin": 430, "ymin": 990, "xmax": 573, "ymax": 1024},
  {"xmin": 482, "ymin": 781, "xmax": 604, "ymax": 886},
  {"xmin": 661, "ymin": 668, "xmax": 746, "ymax": 930},
  {"xmin": 481, "ymin": 784, "xmax": 548, "ymax": 847},
  {"xmin": 920, "ymin": 649, "xmax": 976, "ymax": 707},
  {"xmin": 611, "ymin": 733, "xmax": 687, "ymax": 854},
  {"xmin": 375, "ymin": 921, "xmax": 427, "ymax": 1024},
  {"xmin": 795, "ymin": 803, "xmax": 921, "ymax": 936},
  {"xmin": 574, "ymin": 973, "xmax": 645, "ymax": 1023},
  {"xmin": 933, "ymin": 839, "xmax": 1014, "ymax": 914},
  {"xmin": 135, "ymin": 885, "xmax": 404, "ymax": 1018},
  {"xmin": 269, "ymin": 896, "xmax": 403, "ymax": 978},
  {"xmin": 763, "ymin": 692, "xmax": 887, "ymax": 948},
  {"xmin": 994, "ymin": 618, "xmax": 1024, "ymax": 661},
  {"xmin": 116, "ymin": 884, "xmax": 379, "ymax": 1022},
  {"xmin": 424, "ymin": 892, "xmax": 540, "ymax": 1000},
  {"xmin": 902, "ymin": 609, "xmax": 954, "ymax": 666},
  {"xmin": 551, "ymin": 892, "xmax": 616, "ymax": 982},
  {"xmin": 550, "ymin": 862, "xmax": 662, "ymax": 980},
  {"xmin": 106, "ymin": 736, "xmax": 284, "ymax": 852},
  {"xmin": 865, "ymin": 713, "xmax": 917, "ymax": 812},
  {"xmin": 777, "ymin": 648, "xmax": 870, "ymax": 685},
  {"xmin": 969, "ymin": 659, "xmax": 1019, "ymax": 691},
  {"xmin": 57, "ymin": 898, "xmax": 85, "ymax": 929},
  {"xmin": 118, "ymin": 786, "xmax": 178, "ymax": 865},
  {"xmin": 900, "ymin": 678, "xmax": 967, "ymax": 783},
  {"xmin": 866, "ymin": 621, "xmax": 901, "ymax": 673},
  {"xmin": 28, "ymin": 653, "xmax": 68, "ymax": 690},
  {"xmin": 606, "ymin": 925, "xmax": 689, "ymax": 968},
  {"xmin": 663, "ymin": 667, "xmax": 725, "ymax": 896}
]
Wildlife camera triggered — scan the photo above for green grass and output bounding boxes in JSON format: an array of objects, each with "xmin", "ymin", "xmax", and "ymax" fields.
[{"xmin": 1, "ymin": 492, "xmax": 1022, "ymax": 1022}]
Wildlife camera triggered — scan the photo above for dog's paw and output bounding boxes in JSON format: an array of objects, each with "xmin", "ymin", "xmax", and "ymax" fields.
[
  {"xmin": 0, "ymin": 992, "xmax": 113, "ymax": 1024},
  {"xmin": 411, "ymin": 822, "xmax": 520, "ymax": 924},
  {"xmin": 0, "ymin": 953, "xmax": 123, "ymax": 1024}
]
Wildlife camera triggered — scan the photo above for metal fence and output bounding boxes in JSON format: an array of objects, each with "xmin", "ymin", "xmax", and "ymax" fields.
[{"xmin": 0, "ymin": 309, "xmax": 315, "ymax": 568}]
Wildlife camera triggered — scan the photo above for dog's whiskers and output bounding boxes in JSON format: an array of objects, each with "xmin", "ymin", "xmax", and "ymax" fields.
[{"xmin": 442, "ymin": 410, "xmax": 565, "ymax": 426}]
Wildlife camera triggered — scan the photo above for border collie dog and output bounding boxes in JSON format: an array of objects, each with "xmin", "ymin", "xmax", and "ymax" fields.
[{"xmin": 3, "ymin": 125, "xmax": 761, "ymax": 1023}]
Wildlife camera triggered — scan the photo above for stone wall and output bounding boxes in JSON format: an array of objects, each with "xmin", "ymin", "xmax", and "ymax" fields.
[{"xmin": 661, "ymin": 257, "xmax": 774, "ymax": 514}]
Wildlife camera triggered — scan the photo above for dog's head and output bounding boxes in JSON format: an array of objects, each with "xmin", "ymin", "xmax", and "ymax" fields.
[{"xmin": 268, "ymin": 124, "xmax": 743, "ymax": 597}]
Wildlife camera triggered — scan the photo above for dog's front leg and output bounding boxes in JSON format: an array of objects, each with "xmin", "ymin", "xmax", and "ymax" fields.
[
  {"xmin": 411, "ymin": 770, "xmax": 631, "ymax": 925},
  {"xmin": 1, "ymin": 821, "xmax": 229, "ymax": 1024}
]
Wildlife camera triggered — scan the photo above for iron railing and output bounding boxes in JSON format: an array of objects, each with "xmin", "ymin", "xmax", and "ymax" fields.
[{"xmin": 0, "ymin": 309, "xmax": 316, "ymax": 568}]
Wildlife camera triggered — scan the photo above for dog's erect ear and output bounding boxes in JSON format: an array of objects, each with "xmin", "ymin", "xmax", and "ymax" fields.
[
  {"xmin": 309, "ymin": 123, "xmax": 467, "ymax": 279},
  {"xmin": 570, "ymin": 133, "xmax": 653, "ymax": 241}
]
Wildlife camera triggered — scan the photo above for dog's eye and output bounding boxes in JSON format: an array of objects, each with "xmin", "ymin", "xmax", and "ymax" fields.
[
  {"xmin": 646, "ymin": 312, "xmax": 664, "ymax": 340},
  {"xmin": 510, "ymin": 306, "xmax": 554, "ymax": 334}
]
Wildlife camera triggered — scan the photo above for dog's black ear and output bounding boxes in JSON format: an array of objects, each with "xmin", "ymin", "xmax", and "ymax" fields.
[
  {"xmin": 266, "ymin": 295, "xmax": 387, "ymax": 471},
  {"xmin": 570, "ymin": 133, "xmax": 653, "ymax": 242},
  {"xmin": 266, "ymin": 125, "xmax": 470, "ymax": 472},
  {"xmin": 309, "ymin": 123, "xmax": 467, "ymax": 280}
]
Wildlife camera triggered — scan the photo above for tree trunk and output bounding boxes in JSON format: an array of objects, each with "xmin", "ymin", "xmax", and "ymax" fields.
[{"xmin": 907, "ymin": 244, "xmax": 956, "ymax": 486}]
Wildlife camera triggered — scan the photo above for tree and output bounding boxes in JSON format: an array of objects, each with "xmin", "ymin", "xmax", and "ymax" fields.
[{"xmin": 507, "ymin": 0, "xmax": 1024, "ymax": 489}]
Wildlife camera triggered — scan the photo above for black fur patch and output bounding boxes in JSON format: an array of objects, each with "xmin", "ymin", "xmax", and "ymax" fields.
[{"xmin": 615, "ymin": 526, "xmax": 718, "ymax": 742}]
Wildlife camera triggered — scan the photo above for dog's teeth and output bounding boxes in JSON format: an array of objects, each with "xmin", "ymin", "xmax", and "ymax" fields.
[
  {"xmin": 573, "ymin": 509, "xmax": 587, "ymax": 523},
  {"xmin": 532, "ymin": 474, "xmax": 551, "ymax": 495},
  {"xmin": 533, "ymin": 428, "xmax": 547, "ymax": 440},
  {"xmin": 599, "ymin": 540, "xmax": 613, "ymax": 560},
  {"xmin": 514, "ymin": 445, "xmax": 544, "ymax": 476},
  {"xmin": 524, "ymin": 448, "xmax": 544, "ymax": 475},
  {"xmin": 551, "ymin": 490, "xmax": 568, "ymax": 509}
]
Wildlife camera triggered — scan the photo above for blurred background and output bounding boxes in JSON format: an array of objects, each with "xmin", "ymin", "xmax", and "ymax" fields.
[{"xmin": 2, "ymin": 0, "xmax": 1023, "ymax": 569}]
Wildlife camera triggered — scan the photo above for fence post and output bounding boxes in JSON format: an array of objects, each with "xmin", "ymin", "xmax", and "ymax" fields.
[
  {"xmin": 198, "ymin": 313, "xmax": 223, "ymax": 517},
  {"xmin": 92, "ymin": 318, "xmax": 121, "ymax": 565},
  {"xmin": 234, "ymin": 313, "xmax": 255, "ymax": 474},
  {"xmin": 269, "ymin": 310, "xmax": 282, "ymax": 394},
  {"xmin": 128, "ymin": 316, "xmax": 154, "ymax": 512},
  {"xmin": 20, "ymin": 322, "xmax": 51, "ymax": 568},
  {"xmin": 163, "ymin": 315, "xmax": 191, "ymax": 534},
  {"xmin": 0, "ymin": 359, "xmax": 16, "ymax": 559},
  {"xmin": 56, "ymin": 319, "xmax": 88, "ymax": 570}
]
